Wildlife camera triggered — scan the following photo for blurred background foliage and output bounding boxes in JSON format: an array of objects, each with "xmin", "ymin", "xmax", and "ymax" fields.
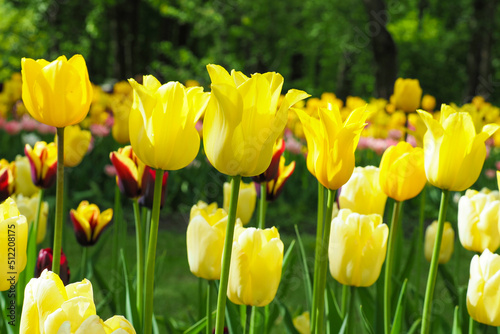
[{"xmin": 0, "ymin": 0, "xmax": 499, "ymax": 105}]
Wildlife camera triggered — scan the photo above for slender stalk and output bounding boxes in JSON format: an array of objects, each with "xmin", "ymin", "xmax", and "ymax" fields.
[
  {"xmin": 384, "ymin": 200, "xmax": 403, "ymax": 334},
  {"xmin": 113, "ymin": 185, "xmax": 122, "ymax": 314},
  {"xmin": 310, "ymin": 182, "xmax": 325, "ymax": 333},
  {"xmin": 315, "ymin": 188, "xmax": 337, "ymax": 333},
  {"xmin": 52, "ymin": 127, "xmax": 65, "ymax": 275},
  {"xmin": 421, "ymin": 190, "xmax": 450, "ymax": 334},
  {"xmin": 347, "ymin": 286, "xmax": 356, "ymax": 333},
  {"xmin": 33, "ymin": 189, "xmax": 44, "ymax": 249},
  {"xmin": 468, "ymin": 316, "xmax": 475, "ymax": 334},
  {"xmin": 133, "ymin": 199, "xmax": 144, "ymax": 327},
  {"xmin": 264, "ymin": 303, "xmax": 270, "ymax": 334},
  {"xmin": 143, "ymin": 169, "xmax": 165, "ymax": 334},
  {"xmin": 416, "ymin": 185, "xmax": 426, "ymax": 295},
  {"xmin": 241, "ymin": 305, "xmax": 247, "ymax": 334},
  {"xmin": 258, "ymin": 182, "xmax": 267, "ymax": 229},
  {"xmin": 341, "ymin": 284, "xmax": 349, "ymax": 319},
  {"xmin": 80, "ymin": 247, "xmax": 88, "ymax": 278},
  {"xmin": 249, "ymin": 306, "xmax": 258, "ymax": 334},
  {"xmin": 206, "ymin": 280, "xmax": 213, "ymax": 334},
  {"xmin": 214, "ymin": 175, "xmax": 242, "ymax": 334}
]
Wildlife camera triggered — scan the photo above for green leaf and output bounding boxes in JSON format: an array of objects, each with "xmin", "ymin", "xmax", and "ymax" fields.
[
  {"xmin": 359, "ymin": 305, "xmax": 375, "ymax": 334},
  {"xmin": 120, "ymin": 249, "xmax": 140, "ymax": 329},
  {"xmin": 325, "ymin": 281, "xmax": 342, "ymax": 334},
  {"xmin": 407, "ymin": 318, "xmax": 422, "ymax": 334},
  {"xmin": 452, "ymin": 306, "xmax": 462, "ymax": 334},
  {"xmin": 338, "ymin": 314, "xmax": 348, "ymax": 334},
  {"xmin": 390, "ymin": 279, "xmax": 408, "ymax": 334},
  {"xmin": 276, "ymin": 299, "xmax": 300, "ymax": 334},
  {"xmin": 282, "ymin": 240, "xmax": 296, "ymax": 273},
  {"xmin": 294, "ymin": 225, "xmax": 312, "ymax": 309},
  {"xmin": 182, "ymin": 313, "xmax": 214, "ymax": 334}
]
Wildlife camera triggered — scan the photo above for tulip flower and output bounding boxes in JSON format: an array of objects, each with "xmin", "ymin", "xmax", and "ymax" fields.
[
  {"xmin": 458, "ymin": 189, "xmax": 500, "ymax": 253},
  {"xmin": 266, "ymin": 156, "xmax": 295, "ymax": 201},
  {"xmin": 417, "ymin": 104, "xmax": 499, "ymax": 191},
  {"xmin": 70, "ymin": 201, "xmax": 113, "ymax": 246},
  {"xmin": 204, "ymin": 64, "xmax": 309, "ymax": 176},
  {"xmin": 421, "ymin": 94, "xmax": 436, "ymax": 112},
  {"xmin": 112, "ymin": 108, "xmax": 131, "ymax": 145},
  {"xmin": 379, "ymin": 142, "xmax": 426, "ymax": 201},
  {"xmin": 252, "ymin": 139, "xmax": 286, "ymax": 183},
  {"xmin": 227, "ymin": 225, "xmax": 284, "ymax": 306},
  {"xmin": 62, "ymin": 124, "xmax": 92, "ymax": 167},
  {"xmin": 328, "ymin": 209, "xmax": 388, "ymax": 287},
  {"xmin": 20, "ymin": 269, "xmax": 135, "ymax": 333},
  {"xmin": 128, "ymin": 76, "xmax": 209, "ymax": 171},
  {"xmin": 223, "ymin": 180, "xmax": 257, "ymax": 225},
  {"xmin": 424, "ymin": 221, "xmax": 454, "ymax": 264},
  {"xmin": 13, "ymin": 193, "xmax": 48, "ymax": 244},
  {"xmin": 21, "ymin": 55, "xmax": 92, "ymax": 128},
  {"xmin": 392, "ymin": 78, "xmax": 422, "ymax": 113},
  {"xmin": 466, "ymin": 249, "xmax": 500, "ymax": 326},
  {"xmin": 293, "ymin": 311, "xmax": 311, "ymax": 334},
  {"xmin": 138, "ymin": 167, "xmax": 169, "ymax": 209},
  {"xmin": 109, "ymin": 145, "xmax": 146, "ymax": 199},
  {"xmin": 24, "ymin": 141, "xmax": 57, "ymax": 189},
  {"xmin": 297, "ymin": 105, "xmax": 367, "ymax": 190},
  {"xmin": 190, "ymin": 200, "xmax": 218, "ymax": 220},
  {"xmin": 339, "ymin": 166, "xmax": 387, "ymax": 216},
  {"xmin": 35, "ymin": 248, "xmax": 70, "ymax": 285},
  {"xmin": 14, "ymin": 155, "xmax": 39, "ymax": 197},
  {"xmin": 187, "ymin": 203, "xmax": 230, "ymax": 280},
  {"xmin": 0, "ymin": 197, "xmax": 28, "ymax": 291},
  {"xmin": 0, "ymin": 159, "xmax": 15, "ymax": 203}
]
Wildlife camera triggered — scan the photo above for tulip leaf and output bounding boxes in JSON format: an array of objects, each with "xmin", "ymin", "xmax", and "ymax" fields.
[
  {"xmin": 282, "ymin": 239, "xmax": 296, "ymax": 273},
  {"xmin": 452, "ymin": 306, "xmax": 462, "ymax": 334},
  {"xmin": 325, "ymin": 281, "xmax": 343, "ymax": 334},
  {"xmin": 356, "ymin": 287, "xmax": 375, "ymax": 329},
  {"xmin": 182, "ymin": 312, "xmax": 216, "ymax": 334},
  {"xmin": 390, "ymin": 279, "xmax": 408, "ymax": 334},
  {"xmin": 359, "ymin": 305, "xmax": 375, "ymax": 334},
  {"xmin": 294, "ymin": 225, "xmax": 312, "ymax": 308},
  {"xmin": 275, "ymin": 299, "xmax": 300, "ymax": 334},
  {"xmin": 338, "ymin": 314, "xmax": 348, "ymax": 334},
  {"xmin": 120, "ymin": 250, "xmax": 140, "ymax": 329},
  {"xmin": 438, "ymin": 265, "xmax": 459, "ymax": 307}
]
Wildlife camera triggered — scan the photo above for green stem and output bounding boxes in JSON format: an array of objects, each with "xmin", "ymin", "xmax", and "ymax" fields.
[
  {"xmin": 207, "ymin": 280, "xmax": 213, "ymax": 334},
  {"xmin": 384, "ymin": 200, "xmax": 403, "ymax": 334},
  {"xmin": 113, "ymin": 185, "xmax": 122, "ymax": 314},
  {"xmin": 416, "ymin": 185, "xmax": 426, "ymax": 296},
  {"xmin": 347, "ymin": 286, "xmax": 356, "ymax": 333},
  {"xmin": 311, "ymin": 182, "xmax": 325, "ymax": 333},
  {"xmin": 52, "ymin": 127, "xmax": 65, "ymax": 275},
  {"xmin": 214, "ymin": 175, "xmax": 242, "ymax": 334},
  {"xmin": 241, "ymin": 305, "xmax": 248, "ymax": 334},
  {"xmin": 264, "ymin": 304, "xmax": 270, "ymax": 334},
  {"xmin": 468, "ymin": 315, "xmax": 475, "ymax": 334},
  {"xmin": 34, "ymin": 189, "xmax": 44, "ymax": 248},
  {"xmin": 341, "ymin": 284, "xmax": 349, "ymax": 319},
  {"xmin": 80, "ymin": 246, "xmax": 88, "ymax": 278},
  {"xmin": 315, "ymin": 188, "xmax": 337, "ymax": 334},
  {"xmin": 421, "ymin": 189, "xmax": 450, "ymax": 334},
  {"xmin": 133, "ymin": 199, "xmax": 144, "ymax": 327},
  {"xmin": 258, "ymin": 182, "xmax": 267, "ymax": 229},
  {"xmin": 143, "ymin": 169, "xmax": 165, "ymax": 334},
  {"xmin": 249, "ymin": 306, "xmax": 258, "ymax": 334}
]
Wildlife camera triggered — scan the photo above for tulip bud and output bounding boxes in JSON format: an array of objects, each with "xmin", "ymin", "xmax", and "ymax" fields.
[
  {"xmin": 13, "ymin": 193, "xmax": 48, "ymax": 244},
  {"xmin": 466, "ymin": 249, "xmax": 500, "ymax": 326},
  {"xmin": 339, "ymin": 166, "xmax": 387, "ymax": 216},
  {"xmin": 35, "ymin": 248, "xmax": 70, "ymax": 285},
  {"xmin": 252, "ymin": 139, "xmax": 285, "ymax": 183},
  {"xmin": 424, "ymin": 221, "xmax": 454, "ymax": 264},
  {"xmin": 293, "ymin": 311, "xmax": 311, "ymax": 334},
  {"xmin": 15, "ymin": 155, "xmax": 40, "ymax": 196},
  {"xmin": 392, "ymin": 78, "xmax": 422, "ymax": 112},
  {"xmin": 189, "ymin": 200, "xmax": 218, "ymax": 220},
  {"xmin": 0, "ymin": 197, "xmax": 28, "ymax": 291},
  {"xmin": 24, "ymin": 142, "xmax": 57, "ymax": 190},
  {"xmin": 0, "ymin": 159, "xmax": 16, "ymax": 203},
  {"xmin": 70, "ymin": 201, "xmax": 113, "ymax": 246},
  {"xmin": 421, "ymin": 94, "xmax": 436, "ymax": 112},
  {"xmin": 186, "ymin": 203, "xmax": 228, "ymax": 280},
  {"xmin": 458, "ymin": 189, "xmax": 500, "ymax": 253},
  {"xmin": 265, "ymin": 156, "xmax": 295, "ymax": 201},
  {"xmin": 328, "ymin": 209, "xmax": 388, "ymax": 287},
  {"xmin": 227, "ymin": 225, "xmax": 284, "ymax": 306},
  {"xmin": 62, "ymin": 125, "xmax": 92, "ymax": 167},
  {"xmin": 223, "ymin": 181, "xmax": 257, "ymax": 225}
]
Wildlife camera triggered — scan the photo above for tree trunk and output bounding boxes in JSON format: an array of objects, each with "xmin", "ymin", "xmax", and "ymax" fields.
[
  {"xmin": 362, "ymin": 0, "xmax": 398, "ymax": 99},
  {"xmin": 464, "ymin": 0, "xmax": 497, "ymax": 101}
]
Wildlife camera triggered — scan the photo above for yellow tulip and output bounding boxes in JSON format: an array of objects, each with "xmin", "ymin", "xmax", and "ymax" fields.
[
  {"xmin": 458, "ymin": 189, "xmax": 500, "ymax": 253},
  {"xmin": 13, "ymin": 193, "xmax": 48, "ymax": 244},
  {"xmin": 112, "ymin": 108, "xmax": 130, "ymax": 144},
  {"xmin": 0, "ymin": 159, "xmax": 16, "ymax": 202},
  {"xmin": 70, "ymin": 201, "xmax": 113, "ymax": 246},
  {"xmin": 293, "ymin": 311, "xmax": 311, "ymax": 334},
  {"xmin": 14, "ymin": 155, "xmax": 39, "ymax": 196},
  {"xmin": 297, "ymin": 105, "xmax": 367, "ymax": 190},
  {"xmin": 203, "ymin": 64, "xmax": 309, "ymax": 176},
  {"xmin": 21, "ymin": 55, "xmax": 92, "ymax": 128},
  {"xmin": 467, "ymin": 249, "xmax": 500, "ymax": 326},
  {"xmin": 379, "ymin": 142, "xmax": 426, "ymax": 201},
  {"xmin": 328, "ymin": 209, "xmax": 388, "ymax": 287},
  {"xmin": 128, "ymin": 76, "xmax": 209, "ymax": 170},
  {"xmin": 0, "ymin": 197, "xmax": 28, "ymax": 291},
  {"xmin": 227, "ymin": 225, "xmax": 284, "ymax": 306},
  {"xmin": 421, "ymin": 94, "xmax": 436, "ymax": 112},
  {"xmin": 417, "ymin": 104, "xmax": 499, "ymax": 191},
  {"xmin": 424, "ymin": 221, "xmax": 454, "ymax": 264},
  {"xmin": 392, "ymin": 78, "xmax": 422, "ymax": 112},
  {"xmin": 189, "ymin": 200, "xmax": 218, "ymax": 220},
  {"xmin": 20, "ymin": 269, "xmax": 135, "ymax": 333},
  {"xmin": 62, "ymin": 125, "xmax": 91, "ymax": 167},
  {"xmin": 339, "ymin": 166, "xmax": 387, "ymax": 216},
  {"xmin": 223, "ymin": 180, "xmax": 257, "ymax": 225},
  {"xmin": 186, "ymin": 203, "xmax": 229, "ymax": 280}
]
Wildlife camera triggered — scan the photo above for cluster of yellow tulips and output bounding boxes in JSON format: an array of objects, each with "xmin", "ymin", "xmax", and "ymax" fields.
[{"xmin": 1, "ymin": 52, "xmax": 500, "ymax": 334}]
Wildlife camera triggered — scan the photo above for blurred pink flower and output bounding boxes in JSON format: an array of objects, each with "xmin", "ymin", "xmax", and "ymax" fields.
[
  {"xmin": 284, "ymin": 129, "xmax": 303, "ymax": 155},
  {"xmin": 4, "ymin": 121, "xmax": 22, "ymax": 135},
  {"xmin": 495, "ymin": 161, "xmax": 500, "ymax": 171},
  {"xmin": 388, "ymin": 129, "xmax": 402, "ymax": 140},
  {"xmin": 37, "ymin": 123, "xmax": 56, "ymax": 135},
  {"xmin": 20, "ymin": 115, "xmax": 39, "ymax": 132},
  {"xmin": 105, "ymin": 115, "xmax": 115, "ymax": 127},
  {"xmin": 485, "ymin": 169, "xmax": 496, "ymax": 179},
  {"xmin": 406, "ymin": 135, "xmax": 417, "ymax": 147},
  {"xmin": 195, "ymin": 120, "xmax": 203, "ymax": 133},
  {"xmin": 90, "ymin": 124, "xmax": 110, "ymax": 137},
  {"xmin": 104, "ymin": 164, "xmax": 117, "ymax": 177}
]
